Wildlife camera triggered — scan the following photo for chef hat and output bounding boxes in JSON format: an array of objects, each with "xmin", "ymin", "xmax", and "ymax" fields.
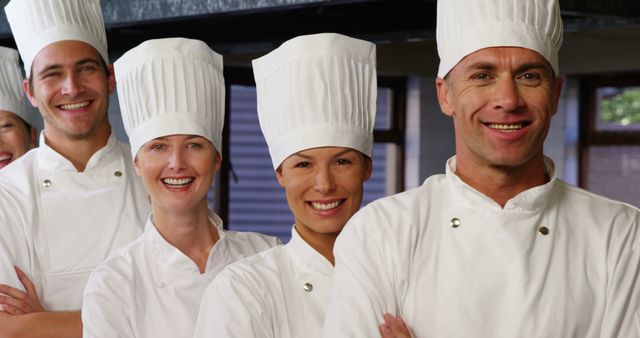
[
  {"xmin": 115, "ymin": 38, "xmax": 225, "ymax": 159},
  {"xmin": 253, "ymin": 33, "xmax": 377, "ymax": 170},
  {"xmin": 0, "ymin": 46, "xmax": 35, "ymax": 127},
  {"xmin": 436, "ymin": 0, "xmax": 563, "ymax": 78},
  {"xmin": 5, "ymin": 0, "xmax": 109, "ymax": 77}
]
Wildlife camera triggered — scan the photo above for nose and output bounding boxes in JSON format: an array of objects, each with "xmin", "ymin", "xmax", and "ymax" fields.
[
  {"xmin": 492, "ymin": 78, "xmax": 523, "ymax": 112},
  {"xmin": 314, "ymin": 166, "xmax": 336, "ymax": 194},
  {"xmin": 60, "ymin": 73, "xmax": 84, "ymax": 97},
  {"xmin": 168, "ymin": 148, "xmax": 186, "ymax": 171}
]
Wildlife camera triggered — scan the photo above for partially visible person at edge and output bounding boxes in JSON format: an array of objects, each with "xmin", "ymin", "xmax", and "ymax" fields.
[
  {"xmin": 323, "ymin": 0, "xmax": 640, "ymax": 337},
  {"xmin": 81, "ymin": 37, "xmax": 279, "ymax": 338},
  {"xmin": 0, "ymin": 0, "xmax": 150, "ymax": 336},
  {"xmin": 192, "ymin": 33, "xmax": 375, "ymax": 338},
  {"xmin": 0, "ymin": 46, "xmax": 38, "ymax": 170}
]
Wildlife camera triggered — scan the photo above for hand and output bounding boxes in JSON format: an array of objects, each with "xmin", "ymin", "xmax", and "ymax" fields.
[
  {"xmin": 379, "ymin": 313, "xmax": 413, "ymax": 338},
  {"xmin": 0, "ymin": 266, "xmax": 44, "ymax": 315}
]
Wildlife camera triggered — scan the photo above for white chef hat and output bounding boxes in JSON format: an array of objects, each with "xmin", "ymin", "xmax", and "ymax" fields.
[
  {"xmin": 5, "ymin": 0, "xmax": 109, "ymax": 77},
  {"xmin": 115, "ymin": 38, "xmax": 225, "ymax": 159},
  {"xmin": 253, "ymin": 33, "xmax": 377, "ymax": 170},
  {"xmin": 0, "ymin": 46, "xmax": 35, "ymax": 127},
  {"xmin": 436, "ymin": 0, "xmax": 563, "ymax": 78}
]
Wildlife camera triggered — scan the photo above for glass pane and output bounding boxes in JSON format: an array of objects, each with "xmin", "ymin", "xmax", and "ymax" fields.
[
  {"xmin": 586, "ymin": 146, "xmax": 640, "ymax": 208},
  {"xmin": 375, "ymin": 87, "xmax": 392, "ymax": 129},
  {"xmin": 595, "ymin": 86, "xmax": 640, "ymax": 131}
]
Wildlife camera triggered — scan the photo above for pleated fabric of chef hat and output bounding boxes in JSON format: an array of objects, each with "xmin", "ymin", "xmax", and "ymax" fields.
[
  {"xmin": 436, "ymin": 0, "xmax": 563, "ymax": 78},
  {"xmin": 5, "ymin": 0, "xmax": 109, "ymax": 77},
  {"xmin": 115, "ymin": 38, "xmax": 225, "ymax": 159},
  {"xmin": 0, "ymin": 46, "xmax": 35, "ymax": 127},
  {"xmin": 253, "ymin": 33, "xmax": 377, "ymax": 170}
]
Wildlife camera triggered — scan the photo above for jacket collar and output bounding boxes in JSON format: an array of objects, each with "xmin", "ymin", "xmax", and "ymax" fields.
[
  {"xmin": 37, "ymin": 131, "xmax": 118, "ymax": 171},
  {"xmin": 445, "ymin": 155, "xmax": 557, "ymax": 212},
  {"xmin": 286, "ymin": 226, "xmax": 334, "ymax": 276}
]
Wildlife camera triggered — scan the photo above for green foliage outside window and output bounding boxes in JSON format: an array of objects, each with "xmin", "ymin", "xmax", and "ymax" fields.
[{"xmin": 600, "ymin": 88, "xmax": 640, "ymax": 126}]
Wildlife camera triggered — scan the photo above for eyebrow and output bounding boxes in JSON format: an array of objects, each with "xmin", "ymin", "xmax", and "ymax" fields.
[{"xmin": 293, "ymin": 149, "xmax": 358, "ymax": 159}]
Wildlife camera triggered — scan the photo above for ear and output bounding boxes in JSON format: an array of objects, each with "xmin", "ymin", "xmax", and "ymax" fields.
[
  {"xmin": 133, "ymin": 156, "xmax": 143, "ymax": 177},
  {"xmin": 436, "ymin": 77, "xmax": 454, "ymax": 117},
  {"xmin": 362, "ymin": 157, "xmax": 373, "ymax": 182},
  {"xmin": 275, "ymin": 168, "xmax": 286, "ymax": 188},
  {"xmin": 550, "ymin": 76, "xmax": 564, "ymax": 117},
  {"xmin": 212, "ymin": 152, "xmax": 222, "ymax": 174},
  {"xmin": 107, "ymin": 64, "xmax": 116, "ymax": 95},
  {"xmin": 23, "ymin": 79, "xmax": 38, "ymax": 108},
  {"xmin": 29, "ymin": 127, "xmax": 38, "ymax": 148}
]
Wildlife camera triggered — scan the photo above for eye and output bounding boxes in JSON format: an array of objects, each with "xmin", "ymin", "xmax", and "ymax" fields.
[
  {"xmin": 336, "ymin": 158, "xmax": 352, "ymax": 165},
  {"xmin": 79, "ymin": 65, "xmax": 98, "ymax": 73},
  {"xmin": 186, "ymin": 143, "xmax": 202, "ymax": 149},
  {"xmin": 0, "ymin": 122, "xmax": 15, "ymax": 129},
  {"xmin": 294, "ymin": 161, "xmax": 311, "ymax": 168},
  {"xmin": 517, "ymin": 72, "xmax": 543, "ymax": 86},
  {"xmin": 149, "ymin": 143, "xmax": 165, "ymax": 151},
  {"xmin": 471, "ymin": 73, "xmax": 492, "ymax": 81}
]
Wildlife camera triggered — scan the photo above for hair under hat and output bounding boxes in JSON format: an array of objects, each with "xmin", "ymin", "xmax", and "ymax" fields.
[
  {"xmin": 436, "ymin": 0, "xmax": 563, "ymax": 78},
  {"xmin": 5, "ymin": 0, "xmax": 109, "ymax": 77},
  {"xmin": 115, "ymin": 38, "xmax": 225, "ymax": 159},
  {"xmin": 253, "ymin": 33, "xmax": 377, "ymax": 170},
  {"xmin": 0, "ymin": 46, "xmax": 35, "ymax": 127}
]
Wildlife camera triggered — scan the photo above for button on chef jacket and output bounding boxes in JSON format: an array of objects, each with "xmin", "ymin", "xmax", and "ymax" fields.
[
  {"xmin": 82, "ymin": 211, "xmax": 280, "ymax": 338},
  {"xmin": 0, "ymin": 132, "xmax": 150, "ymax": 311},
  {"xmin": 193, "ymin": 226, "xmax": 333, "ymax": 338},
  {"xmin": 323, "ymin": 156, "xmax": 640, "ymax": 338}
]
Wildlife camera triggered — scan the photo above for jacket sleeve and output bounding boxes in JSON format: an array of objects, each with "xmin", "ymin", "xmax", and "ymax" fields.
[
  {"xmin": 193, "ymin": 268, "xmax": 271, "ymax": 338},
  {"xmin": 82, "ymin": 264, "xmax": 134, "ymax": 338},
  {"xmin": 322, "ymin": 205, "xmax": 403, "ymax": 337},
  {"xmin": 600, "ymin": 210, "xmax": 640, "ymax": 337},
  {"xmin": 0, "ymin": 189, "xmax": 32, "ymax": 303}
]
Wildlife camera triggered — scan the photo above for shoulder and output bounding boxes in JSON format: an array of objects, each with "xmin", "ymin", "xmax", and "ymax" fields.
[
  {"xmin": 553, "ymin": 179, "xmax": 640, "ymax": 219},
  {"xmin": 87, "ymin": 234, "xmax": 146, "ymax": 286},
  {"xmin": 0, "ymin": 149, "xmax": 38, "ymax": 193}
]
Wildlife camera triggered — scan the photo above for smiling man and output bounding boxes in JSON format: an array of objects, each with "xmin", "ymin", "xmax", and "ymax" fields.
[
  {"xmin": 0, "ymin": 0, "xmax": 149, "ymax": 337},
  {"xmin": 323, "ymin": 0, "xmax": 640, "ymax": 337}
]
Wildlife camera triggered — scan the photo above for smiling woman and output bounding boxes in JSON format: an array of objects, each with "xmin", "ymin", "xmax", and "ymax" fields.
[
  {"xmin": 0, "ymin": 46, "xmax": 37, "ymax": 169},
  {"xmin": 80, "ymin": 38, "xmax": 279, "ymax": 338}
]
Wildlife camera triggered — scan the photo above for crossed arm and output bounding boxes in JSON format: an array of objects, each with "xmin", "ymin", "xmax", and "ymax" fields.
[{"xmin": 0, "ymin": 267, "xmax": 81, "ymax": 338}]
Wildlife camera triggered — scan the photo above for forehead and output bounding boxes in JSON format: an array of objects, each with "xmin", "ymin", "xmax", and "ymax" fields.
[
  {"xmin": 31, "ymin": 40, "xmax": 103, "ymax": 72},
  {"xmin": 0, "ymin": 110, "xmax": 22, "ymax": 121},
  {"xmin": 290, "ymin": 146, "xmax": 361, "ymax": 158},
  {"xmin": 450, "ymin": 47, "xmax": 554, "ymax": 76}
]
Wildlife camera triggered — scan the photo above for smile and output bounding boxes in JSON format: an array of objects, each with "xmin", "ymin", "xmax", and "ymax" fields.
[
  {"xmin": 310, "ymin": 200, "xmax": 344, "ymax": 211},
  {"xmin": 486, "ymin": 123, "xmax": 527, "ymax": 132},
  {"xmin": 0, "ymin": 154, "xmax": 11, "ymax": 162},
  {"xmin": 162, "ymin": 177, "xmax": 194, "ymax": 187},
  {"xmin": 58, "ymin": 101, "xmax": 90, "ymax": 110}
]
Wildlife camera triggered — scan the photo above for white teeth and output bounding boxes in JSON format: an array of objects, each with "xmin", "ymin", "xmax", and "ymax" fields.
[
  {"xmin": 0, "ymin": 155, "xmax": 11, "ymax": 161},
  {"xmin": 59, "ymin": 101, "xmax": 90, "ymax": 110},
  {"xmin": 162, "ymin": 177, "xmax": 193, "ymax": 186},
  {"xmin": 488, "ymin": 123, "xmax": 523, "ymax": 132},
  {"xmin": 311, "ymin": 200, "xmax": 342, "ymax": 210}
]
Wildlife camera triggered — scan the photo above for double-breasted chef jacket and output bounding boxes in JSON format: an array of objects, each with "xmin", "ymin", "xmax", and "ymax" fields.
[
  {"xmin": 193, "ymin": 226, "xmax": 333, "ymax": 338},
  {"xmin": 0, "ymin": 132, "xmax": 150, "ymax": 311},
  {"xmin": 323, "ymin": 156, "xmax": 640, "ymax": 338},
  {"xmin": 82, "ymin": 212, "xmax": 280, "ymax": 337}
]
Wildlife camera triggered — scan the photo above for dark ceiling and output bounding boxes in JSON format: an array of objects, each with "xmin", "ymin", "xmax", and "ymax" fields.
[{"xmin": 1, "ymin": 0, "xmax": 639, "ymax": 56}]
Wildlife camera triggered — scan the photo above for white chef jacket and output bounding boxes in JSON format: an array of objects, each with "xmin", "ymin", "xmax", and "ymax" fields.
[
  {"xmin": 82, "ymin": 211, "xmax": 280, "ymax": 338},
  {"xmin": 323, "ymin": 156, "xmax": 640, "ymax": 338},
  {"xmin": 0, "ymin": 132, "xmax": 150, "ymax": 311},
  {"xmin": 193, "ymin": 226, "xmax": 333, "ymax": 338}
]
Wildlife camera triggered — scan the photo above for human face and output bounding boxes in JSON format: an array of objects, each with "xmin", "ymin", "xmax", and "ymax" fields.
[
  {"xmin": 0, "ymin": 111, "xmax": 36, "ymax": 169},
  {"xmin": 134, "ymin": 135, "xmax": 221, "ymax": 213},
  {"xmin": 276, "ymin": 147, "xmax": 372, "ymax": 239},
  {"xmin": 24, "ymin": 40, "xmax": 113, "ymax": 141},
  {"xmin": 436, "ymin": 47, "xmax": 563, "ymax": 171}
]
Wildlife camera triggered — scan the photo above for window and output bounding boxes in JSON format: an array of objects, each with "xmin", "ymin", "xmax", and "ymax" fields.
[
  {"xmin": 580, "ymin": 75, "xmax": 640, "ymax": 207},
  {"xmin": 214, "ymin": 70, "xmax": 405, "ymax": 242}
]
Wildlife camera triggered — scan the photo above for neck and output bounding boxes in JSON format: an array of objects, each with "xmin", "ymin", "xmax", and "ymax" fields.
[
  {"xmin": 151, "ymin": 202, "xmax": 218, "ymax": 273},
  {"xmin": 294, "ymin": 225, "xmax": 339, "ymax": 265},
  {"xmin": 43, "ymin": 123, "xmax": 112, "ymax": 172},
  {"xmin": 454, "ymin": 154, "xmax": 549, "ymax": 208}
]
